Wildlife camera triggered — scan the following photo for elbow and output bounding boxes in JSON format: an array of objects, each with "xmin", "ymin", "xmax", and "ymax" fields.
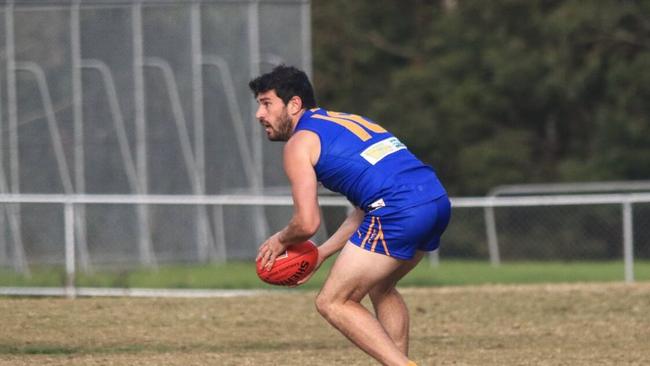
[
  {"xmin": 303, "ymin": 217, "xmax": 321, "ymax": 238},
  {"xmin": 298, "ymin": 215, "xmax": 320, "ymax": 239}
]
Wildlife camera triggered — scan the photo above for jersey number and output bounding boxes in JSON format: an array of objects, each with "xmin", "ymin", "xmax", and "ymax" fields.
[{"xmin": 312, "ymin": 111, "xmax": 386, "ymax": 141}]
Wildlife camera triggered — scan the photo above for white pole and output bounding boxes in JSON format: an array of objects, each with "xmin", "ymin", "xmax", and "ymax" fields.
[
  {"xmin": 5, "ymin": 0, "xmax": 18, "ymax": 198},
  {"xmin": 0, "ymin": 6, "xmax": 5, "ymax": 266},
  {"xmin": 70, "ymin": 0, "xmax": 91, "ymax": 272},
  {"xmin": 5, "ymin": 0, "xmax": 28, "ymax": 274},
  {"xmin": 247, "ymin": 1, "xmax": 270, "ymax": 244},
  {"xmin": 132, "ymin": 1, "xmax": 156, "ymax": 267},
  {"xmin": 248, "ymin": 1, "xmax": 262, "ymax": 186},
  {"xmin": 429, "ymin": 249, "xmax": 440, "ymax": 267},
  {"xmin": 64, "ymin": 202, "xmax": 76, "ymax": 299},
  {"xmin": 191, "ymin": 3, "xmax": 205, "ymax": 188},
  {"xmin": 622, "ymin": 201, "xmax": 634, "ymax": 283},
  {"xmin": 190, "ymin": 2, "xmax": 215, "ymax": 262},
  {"xmin": 213, "ymin": 205, "xmax": 227, "ymax": 262},
  {"xmin": 300, "ymin": 0, "xmax": 312, "ymax": 77},
  {"xmin": 484, "ymin": 205, "xmax": 501, "ymax": 266}
]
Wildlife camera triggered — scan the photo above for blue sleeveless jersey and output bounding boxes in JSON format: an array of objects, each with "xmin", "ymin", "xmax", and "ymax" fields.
[{"xmin": 294, "ymin": 108, "xmax": 447, "ymax": 213}]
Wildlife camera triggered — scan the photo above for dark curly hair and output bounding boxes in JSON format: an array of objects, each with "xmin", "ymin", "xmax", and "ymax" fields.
[{"xmin": 248, "ymin": 65, "xmax": 317, "ymax": 109}]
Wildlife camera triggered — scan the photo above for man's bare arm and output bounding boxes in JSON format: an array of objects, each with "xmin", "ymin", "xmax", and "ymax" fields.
[{"xmin": 257, "ymin": 130, "xmax": 320, "ymax": 269}]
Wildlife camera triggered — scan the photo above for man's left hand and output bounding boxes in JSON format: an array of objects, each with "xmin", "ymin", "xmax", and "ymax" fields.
[{"xmin": 256, "ymin": 232, "xmax": 288, "ymax": 271}]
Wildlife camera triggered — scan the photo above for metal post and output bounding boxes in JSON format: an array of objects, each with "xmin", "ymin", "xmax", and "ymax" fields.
[
  {"xmin": 0, "ymin": 18, "xmax": 5, "ymax": 266},
  {"xmin": 300, "ymin": 0, "xmax": 312, "ymax": 76},
  {"xmin": 213, "ymin": 205, "xmax": 227, "ymax": 262},
  {"xmin": 6, "ymin": 0, "xmax": 18, "ymax": 198},
  {"xmin": 64, "ymin": 202, "xmax": 76, "ymax": 299},
  {"xmin": 484, "ymin": 205, "xmax": 501, "ymax": 266},
  {"xmin": 191, "ymin": 4, "xmax": 205, "ymax": 188},
  {"xmin": 622, "ymin": 201, "xmax": 634, "ymax": 283},
  {"xmin": 248, "ymin": 1, "xmax": 262, "ymax": 184},
  {"xmin": 5, "ymin": 1, "xmax": 28, "ymax": 274},
  {"xmin": 133, "ymin": 0, "xmax": 147, "ymax": 195},
  {"xmin": 132, "ymin": 1, "xmax": 156, "ymax": 267},
  {"xmin": 429, "ymin": 249, "xmax": 440, "ymax": 267},
  {"xmin": 190, "ymin": 5, "xmax": 216, "ymax": 262},
  {"xmin": 70, "ymin": 0, "xmax": 91, "ymax": 271},
  {"xmin": 247, "ymin": 1, "xmax": 269, "ymax": 244}
]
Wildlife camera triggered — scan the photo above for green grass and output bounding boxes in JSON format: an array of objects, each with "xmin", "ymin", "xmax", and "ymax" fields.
[
  {"xmin": 402, "ymin": 260, "xmax": 650, "ymax": 286},
  {"xmin": 1, "ymin": 259, "xmax": 649, "ymax": 290}
]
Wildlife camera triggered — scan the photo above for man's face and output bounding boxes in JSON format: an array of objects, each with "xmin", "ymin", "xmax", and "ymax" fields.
[{"xmin": 255, "ymin": 90, "xmax": 293, "ymax": 141}]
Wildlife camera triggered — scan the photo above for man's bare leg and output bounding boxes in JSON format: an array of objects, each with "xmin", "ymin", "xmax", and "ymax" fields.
[
  {"xmin": 369, "ymin": 251, "xmax": 426, "ymax": 354},
  {"xmin": 315, "ymin": 243, "xmax": 413, "ymax": 366}
]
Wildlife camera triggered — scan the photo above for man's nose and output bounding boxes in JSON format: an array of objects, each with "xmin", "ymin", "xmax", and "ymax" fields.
[{"xmin": 255, "ymin": 105, "xmax": 264, "ymax": 120}]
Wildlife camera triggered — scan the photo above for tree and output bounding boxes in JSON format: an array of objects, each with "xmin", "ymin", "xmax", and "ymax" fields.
[{"xmin": 312, "ymin": 0, "xmax": 650, "ymax": 195}]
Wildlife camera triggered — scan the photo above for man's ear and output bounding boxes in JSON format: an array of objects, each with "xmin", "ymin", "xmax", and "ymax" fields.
[{"xmin": 287, "ymin": 96, "xmax": 303, "ymax": 116}]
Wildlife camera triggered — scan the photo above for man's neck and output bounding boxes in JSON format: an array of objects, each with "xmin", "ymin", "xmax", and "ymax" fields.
[{"xmin": 291, "ymin": 109, "xmax": 307, "ymax": 133}]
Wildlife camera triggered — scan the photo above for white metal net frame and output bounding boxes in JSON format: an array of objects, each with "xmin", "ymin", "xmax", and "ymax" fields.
[
  {"xmin": 0, "ymin": 0, "xmax": 312, "ymax": 274},
  {"xmin": 0, "ymin": 192, "xmax": 648, "ymax": 298}
]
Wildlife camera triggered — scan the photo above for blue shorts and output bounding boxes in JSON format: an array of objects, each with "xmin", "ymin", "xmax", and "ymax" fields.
[{"xmin": 349, "ymin": 195, "xmax": 451, "ymax": 260}]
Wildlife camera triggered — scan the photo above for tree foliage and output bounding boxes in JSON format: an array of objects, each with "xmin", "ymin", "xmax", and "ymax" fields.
[{"xmin": 312, "ymin": 0, "xmax": 650, "ymax": 195}]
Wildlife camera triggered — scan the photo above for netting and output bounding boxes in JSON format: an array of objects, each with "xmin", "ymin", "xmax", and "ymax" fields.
[{"xmin": 0, "ymin": 0, "xmax": 317, "ymax": 270}]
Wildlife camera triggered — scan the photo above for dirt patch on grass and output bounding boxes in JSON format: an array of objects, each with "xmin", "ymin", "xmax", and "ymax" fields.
[{"xmin": 0, "ymin": 282, "xmax": 648, "ymax": 365}]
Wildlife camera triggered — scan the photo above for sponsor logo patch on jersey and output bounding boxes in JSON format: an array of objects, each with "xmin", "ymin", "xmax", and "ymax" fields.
[
  {"xmin": 360, "ymin": 137, "xmax": 407, "ymax": 165},
  {"xmin": 368, "ymin": 198, "xmax": 386, "ymax": 212}
]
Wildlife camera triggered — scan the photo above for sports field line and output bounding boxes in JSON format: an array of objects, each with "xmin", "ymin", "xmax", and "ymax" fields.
[
  {"xmin": 0, "ymin": 287, "xmax": 277, "ymax": 298},
  {"xmin": 2, "ymin": 281, "xmax": 648, "ymax": 298}
]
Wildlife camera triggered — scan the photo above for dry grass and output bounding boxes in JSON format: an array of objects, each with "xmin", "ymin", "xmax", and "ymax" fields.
[{"xmin": 0, "ymin": 282, "xmax": 649, "ymax": 365}]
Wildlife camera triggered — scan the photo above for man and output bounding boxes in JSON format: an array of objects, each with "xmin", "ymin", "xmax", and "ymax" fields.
[{"xmin": 251, "ymin": 65, "xmax": 450, "ymax": 366}]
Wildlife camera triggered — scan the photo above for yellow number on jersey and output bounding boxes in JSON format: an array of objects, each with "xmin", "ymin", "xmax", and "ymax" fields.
[{"xmin": 311, "ymin": 111, "xmax": 387, "ymax": 141}]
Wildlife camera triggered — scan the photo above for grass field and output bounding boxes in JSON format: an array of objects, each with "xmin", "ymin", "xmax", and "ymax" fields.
[
  {"xmin": 0, "ymin": 282, "xmax": 649, "ymax": 365},
  {"xmin": 1, "ymin": 260, "xmax": 649, "ymax": 290}
]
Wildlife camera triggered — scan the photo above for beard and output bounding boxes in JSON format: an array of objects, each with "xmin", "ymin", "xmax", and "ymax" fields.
[{"xmin": 267, "ymin": 109, "xmax": 294, "ymax": 141}]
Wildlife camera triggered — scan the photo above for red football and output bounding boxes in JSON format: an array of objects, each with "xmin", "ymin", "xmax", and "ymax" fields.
[{"xmin": 256, "ymin": 240, "xmax": 318, "ymax": 286}]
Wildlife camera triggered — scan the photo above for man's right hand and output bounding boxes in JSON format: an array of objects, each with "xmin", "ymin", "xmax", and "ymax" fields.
[{"xmin": 294, "ymin": 246, "xmax": 326, "ymax": 286}]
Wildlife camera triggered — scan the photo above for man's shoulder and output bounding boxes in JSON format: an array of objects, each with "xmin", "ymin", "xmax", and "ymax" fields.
[
  {"xmin": 289, "ymin": 129, "xmax": 320, "ymax": 143},
  {"xmin": 287, "ymin": 129, "xmax": 321, "ymax": 166}
]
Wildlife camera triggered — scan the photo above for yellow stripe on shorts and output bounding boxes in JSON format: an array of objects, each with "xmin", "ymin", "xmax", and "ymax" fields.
[{"xmin": 360, "ymin": 216, "xmax": 376, "ymax": 249}]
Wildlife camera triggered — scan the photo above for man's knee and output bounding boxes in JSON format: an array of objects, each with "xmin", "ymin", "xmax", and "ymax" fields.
[
  {"xmin": 315, "ymin": 291, "xmax": 334, "ymax": 319},
  {"xmin": 315, "ymin": 290, "xmax": 358, "ymax": 321}
]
